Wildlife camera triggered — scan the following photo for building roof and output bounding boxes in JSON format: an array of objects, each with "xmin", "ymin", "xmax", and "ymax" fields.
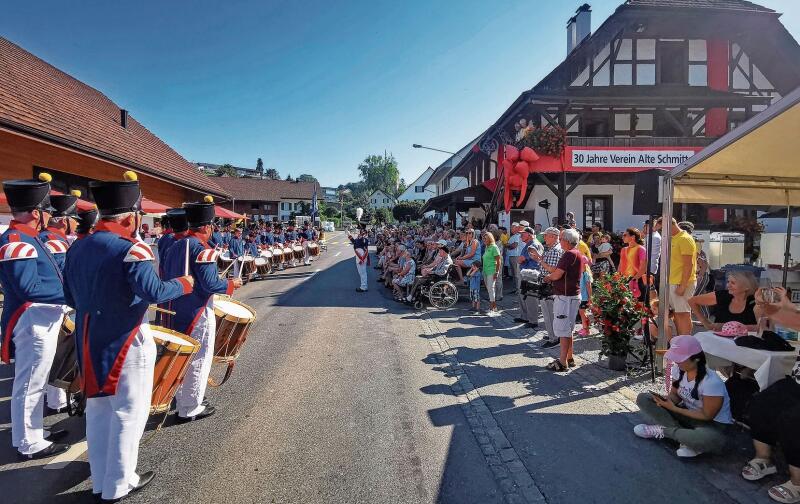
[
  {"xmin": 368, "ymin": 189, "xmax": 396, "ymax": 200},
  {"xmin": 212, "ymin": 177, "xmax": 320, "ymax": 201},
  {"xmin": 0, "ymin": 37, "xmax": 228, "ymax": 198},
  {"xmin": 624, "ymin": 0, "xmax": 774, "ymax": 13}
]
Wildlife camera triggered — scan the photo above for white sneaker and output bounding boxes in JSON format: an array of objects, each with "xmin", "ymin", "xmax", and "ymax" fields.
[
  {"xmin": 676, "ymin": 445, "xmax": 702, "ymax": 458},
  {"xmin": 487, "ymin": 310, "xmax": 498, "ymax": 317},
  {"xmin": 633, "ymin": 424, "xmax": 665, "ymax": 439},
  {"xmin": 406, "ymin": 295, "xmax": 413, "ymax": 302}
]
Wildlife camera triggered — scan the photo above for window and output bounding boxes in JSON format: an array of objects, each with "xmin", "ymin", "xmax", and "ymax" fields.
[
  {"xmin": 659, "ymin": 41, "xmax": 685, "ymax": 85},
  {"xmin": 415, "ymin": 186, "xmax": 425, "ymax": 193},
  {"xmin": 688, "ymin": 39, "xmax": 707, "ymax": 87},
  {"xmin": 251, "ymin": 203, "xmax": 259, "ymax": 210},
  {"xmin": 584, "ymin": 196, "xmax": 613, "ymax": 232}
]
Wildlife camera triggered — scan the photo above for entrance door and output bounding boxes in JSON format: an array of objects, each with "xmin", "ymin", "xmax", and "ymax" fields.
[{"xmin": 584, "ymin": 196, "xmax": 613, "ymax": 232}]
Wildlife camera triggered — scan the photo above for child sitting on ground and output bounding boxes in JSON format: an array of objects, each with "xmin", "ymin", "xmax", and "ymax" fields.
[
  {"xmin": 578, "ymin": 259, "xmax": 593, "ymax": 336},
  {"xmin": 467, "ymin": 260, "xmax": 482, "ymax": 312}
]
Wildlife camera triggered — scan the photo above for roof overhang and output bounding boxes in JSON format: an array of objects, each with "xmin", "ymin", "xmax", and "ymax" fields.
[{"xmin": 421, "ymin": 183, "xmax": 493, "ymax": 213}]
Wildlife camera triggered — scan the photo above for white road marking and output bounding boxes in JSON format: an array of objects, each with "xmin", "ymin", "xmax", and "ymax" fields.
[
  {"xmin": 0, "ymin": 396, "xmax": 10, "ymax": 403},
  {"xmin": 334, "ymin": 251, "xmax": 341, "ymax": 257},
  {"xmin": 44, "ymin": 440, "xmax": 88, "ymax": 470}
]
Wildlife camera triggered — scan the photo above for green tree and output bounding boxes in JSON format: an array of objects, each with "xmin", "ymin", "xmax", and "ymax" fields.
[
  {"xmin": 358, "ymin": 153, "xmax": 399, "ymax": 196},
  {"xmin": 396, "ymin": 177, "xmax": 407, "ymax": 198},
  {"xmin": 285, "ymin": 173, "xmax": 294, "ymax": 181},
  {"xmin": 297, "ymin": 174, "xmax": 318, "ymax": 183},
  {"xmin": 392, "ymin": 200, "xmax": 423, "ymax": 222},
  {"xmin": 373, "ymin": 207, "xmax": 391, "ymax": 224},
  {"xmin": 256, "ymin": 158, "xmax": 264, "ymax": 178},
  {"xmin": 265, "ymin": 168, "xmax": 280, "ymax": 180},
  {"xmin": 215, "ymin": 163, "xmax": 238, "ymax": 177}
]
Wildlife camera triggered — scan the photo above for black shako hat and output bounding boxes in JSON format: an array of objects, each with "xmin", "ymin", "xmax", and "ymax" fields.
[
  {"xmin": 3, "ymin": 173, "xmax": 55, "ymax": 213},
  {"xmin": 166, "ymin": 208, "xmax": 188, "ymax": 232},
  {"xmin": 75, "ymin": 207, "xmax": 98, "ymax": 234},
  {"xmin": 160, "ymin": 213, "xmax": 171, "ymax": 230},
  {"xmin": 89, "ymin": 171, "xmax": 142, "ymax": 216},
  {"xmin": 50, "ymin": 189, "xmax": 82, "ymax": 218},
  {"xmin": 184, "ymin": 196, "xmax": 215, "ymax": 227}
]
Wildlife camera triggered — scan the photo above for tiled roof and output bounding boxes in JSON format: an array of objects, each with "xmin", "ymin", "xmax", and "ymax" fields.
[
  {"xmin": 212, "ymin": 177, "xmax": 320, "ymax": 201},
  {"xmin": 624, "ymin": 0, "xmax": 774, "ymax": 13},
  {"xmin": 0, "ymin": 37, "xmax": 228, "ymax": 198}
]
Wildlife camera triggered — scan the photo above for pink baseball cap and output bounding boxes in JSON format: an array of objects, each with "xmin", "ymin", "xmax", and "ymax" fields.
[
  {"xmin": 664, "ymin": 335, "xmax": 704, "ymax": 363},
  {"xmin": 713, "ymin": 321, "xmax": 749, "ymax": 338}
]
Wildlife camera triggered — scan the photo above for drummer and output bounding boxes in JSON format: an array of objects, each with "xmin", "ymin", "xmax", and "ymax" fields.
[
  {"xmin": 208, "ymin": 221, "xmax": 224, "ymax": 248},
  {"xmin": 0, "ymin": 173, "xmax": 71, "ymax": 460},
  {"xmin": 162, "ymin": 196, "xmax": 242, "ymax": 422},
  {"xmin": 245, "ymin": 232, "xmax": 259, "ymax": 257},
  {"xmin": 39, "ymin": 190, "xmax": 80, "ymax": 268},
  {"xmin": 75, "ymin": 206, "xmax": 98, "ymax": 240},
  {"xmin": 302, "ymin": 222, "xmax": 314, "ymax": 266},
  {"xmin": 63, "ymin": 171, "xmax": 194, "ymax": 500},
  {"xmin": 228, "ymin": 227, "xmax": 245, "ymax": 277}
]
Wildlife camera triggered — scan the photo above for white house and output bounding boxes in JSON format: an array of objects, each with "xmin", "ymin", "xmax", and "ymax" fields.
[
  {"xmin": 368, "ymin": 189, "xmax": 396, "ymax": 211},
  {"xmin": 398, "ymin": 167, "xmax": 436, "ymax": 203}
]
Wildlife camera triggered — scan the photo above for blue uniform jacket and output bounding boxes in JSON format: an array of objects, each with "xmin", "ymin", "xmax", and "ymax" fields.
[
  {"xmin": 274, "ymin": 233, "xmax": 285, "ymax": 244},
  {"xmin": 39, "ymin": 227, "xmax": 70, "ymax": 271},
  {"xmin": 286, "ymin": 231, "xmax": 297, "ymax": 241},
  {"xmin": 260, "ymin": 232, "xmax": 274, "ymax": 245},
  {"xmin": 0, "ymin": 222, "xmax": 66, "ymax": 362},
  {"xmin": 161, "ymin": 232, "xmax": 233, "ymax": 335},
  {"xmin": 209, "ymin": 231, "xmax": 223, "ymax": 248},
  {"xmin": 245, "ymin": 241, "xmax": 259, "ymax": 256},
  {"xmin": 228, "ymin": 237, "xmax": 244, "ymax": 258},
  {"xmin": 157, "ymin": 232, "xmax": 176, "ymax": 265},
  {"xmin": 63, "ymin": 221, "xmax": 190, "ymax": 397}
]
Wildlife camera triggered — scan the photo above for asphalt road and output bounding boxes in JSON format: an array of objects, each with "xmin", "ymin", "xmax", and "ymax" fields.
[{"xmin": 0, "ymin": 232, "xmax": 502, "ymax": 504}]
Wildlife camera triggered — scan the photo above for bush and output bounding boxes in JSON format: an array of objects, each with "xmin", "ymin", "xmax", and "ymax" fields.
[{"xmin": 591, "ymin": 272, "xmax": 648, "ymax": 357}]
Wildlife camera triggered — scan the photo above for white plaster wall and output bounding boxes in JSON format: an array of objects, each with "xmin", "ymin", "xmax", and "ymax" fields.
[{"xmin": 525, "ymin": 183, "xmax": 651, "ymax": 233}]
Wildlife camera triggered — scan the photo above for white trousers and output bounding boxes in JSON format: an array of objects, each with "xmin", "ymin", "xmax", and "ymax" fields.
[
  {"xmin": 11, "ymin": 303, "xmax": 64, "ymax": 454},
  {"xmin": 175, "ymin": 305, "xmax": 215, "ymax": 418},
  {"xmin": 355, "ymin": 249, "xmax": 367, "ymax": 290},
  {"xmin": 303, "ymin": 244, "xmax": 311, "ymax": 265},
  {"xmin": 86, "ymin": 324, "xmax": 155, "ymax": 500}
]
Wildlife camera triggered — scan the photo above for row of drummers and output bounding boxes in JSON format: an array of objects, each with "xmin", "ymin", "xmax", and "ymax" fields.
[
  {"xmin": 156, "ymin": 210, "xmax": 323, "ymax": 283},
  {"xmin": 0, "ymin": 172, "xmax": 258, "ymax": 501}
]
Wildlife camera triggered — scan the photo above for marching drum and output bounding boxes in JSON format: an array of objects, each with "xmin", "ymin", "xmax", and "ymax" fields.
[
  {"xmin": 283, "ymin": 246, "xmax": 293, "ymax": 263},
  {"xmin": 48, "ymin": 316, "xmax": 80, "ymax": 393},
  {"xmin": 254, "ymin": 256, "xmax": 270, "ymax": 276},
  {"xmin": 292, "ymin": 244, "xmax": 303, "ymax": 261},
  {"xmin": 271, "ymin": 246, "xmax": 283, "ymax": 266},
  {"xmin": 211, "ymin": 295, "xmax": 257, "ymax": 386},
  {"xmin": 240, "ymin": 256, "xmax": 256, "ymax": 283},
  {"xmin": 307, "ymin": 242, "xmax": 320, "ymax": 257},
  {"xmin": 150, "ymin": 326, "xmax": 200, "ymax": 414},
  {"xmin": 217, "ymin": 251, "xmax": 233, "ymax": 276}
]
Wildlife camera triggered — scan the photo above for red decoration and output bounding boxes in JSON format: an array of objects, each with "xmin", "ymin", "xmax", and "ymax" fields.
[{"xmin": 520, "ymin": 146, "xmax": 539, "ymax": 163}]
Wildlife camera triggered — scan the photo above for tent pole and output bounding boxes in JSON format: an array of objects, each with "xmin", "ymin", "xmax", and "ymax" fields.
[
  {"xmin": 657, "ymin": 177, "xmax": 675, "ymax": 372},
  {"xmin": 783, "ymin": 195, "xmax": 792, "ymax": 288}
]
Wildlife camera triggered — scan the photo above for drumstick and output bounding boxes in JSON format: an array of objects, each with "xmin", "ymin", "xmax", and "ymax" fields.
[
  {"xmin": 184, "ymin": 238, "xmax": 190, "ymax": 277},
  {"xmin": 148, "ymin": 305, "xmax": 176, "ymax": 315}
]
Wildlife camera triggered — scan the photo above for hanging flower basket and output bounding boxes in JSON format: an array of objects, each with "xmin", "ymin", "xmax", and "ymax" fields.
[{"xmin": 516, "ymin": 125, "xmax": 567, "ymax": 158}]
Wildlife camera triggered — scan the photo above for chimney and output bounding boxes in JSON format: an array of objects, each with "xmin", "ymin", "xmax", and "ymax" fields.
[
  {"xmin": 567, "ymin": 4, "xmax": 591, "ymax": 54},
  {"xmin": 120, "ymin": 109, "xmax": 128, "ymax": 129}
]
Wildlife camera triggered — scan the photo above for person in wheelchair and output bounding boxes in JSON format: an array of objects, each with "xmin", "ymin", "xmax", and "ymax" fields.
[{"xmin": 407, "ymin": 241, "xmax": 453, "ymax": 303}]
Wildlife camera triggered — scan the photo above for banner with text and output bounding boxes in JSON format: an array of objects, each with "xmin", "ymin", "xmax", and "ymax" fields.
[{"xmin": 566, "ymin": 146, "xmax": 703, "ymax": 172}]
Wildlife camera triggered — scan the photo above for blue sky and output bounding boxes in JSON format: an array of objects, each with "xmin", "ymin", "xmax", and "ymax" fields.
[{"xmin": 2, "ymin": 0, "xmax": 799, "ymax": 187}]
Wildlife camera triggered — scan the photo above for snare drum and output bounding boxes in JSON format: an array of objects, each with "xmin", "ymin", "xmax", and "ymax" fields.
[
  {"xmin": 254, "ymin": 256, "xmax": 270, "ymax": 276},
  {"xmin": 48, "ymin": 316, "xmax": 80, "ymax": 393},
  {"xmin": 150, "ymin": 326, "xmax": 200, "ymax": 414},
  {"xmin": 211, "ymin": 296, "xmax": 257, "ymax": 386},
  {"xmin": 240, "ymin": 257, "xmax": 256, "ymax": 283},
  {"xmin": 271, "ymin": 246, "xmax": 283, "ymax": 265},
  {"xmin": 292, "ymin": 245, "xmax": 303, "ymax": 260},
  {"xmin": 217, "ymin": 251, "xmax": 233, "ymax": 275},
  {"xmin": 307, "ymin": 242, "xmax": 320, "ymax": 257},
  {"xmin": 283, "ymin": 247, "xmax": 293, "ymax": 260}
]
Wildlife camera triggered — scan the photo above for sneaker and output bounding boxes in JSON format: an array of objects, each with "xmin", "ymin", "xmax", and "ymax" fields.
[
  {"xmin": 486, "ymin": 310, "xmax": 498, "ymax": 317},
  {"xmin": 577, "ymin": 328, "xmax": 589, "ymax": 337},
  {"xmin": 676, "ymin": 445, "xmax": 702, "ymax": 458},
  {"xmin": 406, "ymin": 295, "xmax": 413, "ymax": 302},
  {"xmin": 633, "ymin": 424, "xmax": 665, "ymax": 439}
]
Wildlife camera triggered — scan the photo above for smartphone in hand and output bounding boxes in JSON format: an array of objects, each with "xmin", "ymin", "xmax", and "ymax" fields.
[{"xmin": 650, "ymin": 391, "xmax": 668, "ymax": 401}]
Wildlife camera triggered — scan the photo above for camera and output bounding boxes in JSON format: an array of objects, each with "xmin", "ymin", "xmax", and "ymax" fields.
[{"xmin": 519, "ymin": 269, "xmax": 553, "ymax": 299}]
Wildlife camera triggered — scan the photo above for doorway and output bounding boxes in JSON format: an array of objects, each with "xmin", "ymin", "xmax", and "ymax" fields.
[{"xmin": 584, "ymin": 195, "xmax": 613, "ymax": 232}]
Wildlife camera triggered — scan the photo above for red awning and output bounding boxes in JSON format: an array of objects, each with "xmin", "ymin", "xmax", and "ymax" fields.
[
  {"xmin": 140, "ymin": 197, "xmax": 170, "ymax": 215},
  {"xmin": 215, "ymin": 206, "xmax": 246, "ymax": 220},
  {"xmin": 482, "ymin": 178, "xmax": 499, "ymax": 192}
]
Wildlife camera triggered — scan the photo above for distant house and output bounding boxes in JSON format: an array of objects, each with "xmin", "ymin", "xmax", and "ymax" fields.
[
  {"xmin": 398, "ymin": 167, "xmax": 436, "ymax": 203},
  {"xmin": 196, "ymin": 162, "xmax": 259, "ymax": 178},
  {"xmin": 321, "ymin": 186, "xmax": 339, "ymax": 203},
  {"xmin": 367, "ymin": 189, "xmax": 396, "ymax": 211},
  {"xmin": 213, "ymin": 177, "xmax": 320, "ymax": 221}
]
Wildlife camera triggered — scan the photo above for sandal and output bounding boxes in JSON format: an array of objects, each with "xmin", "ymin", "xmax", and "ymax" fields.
[
  {"xmin": 769, "ymin": 480, "xmax": 800, "ymax": 503},
  {"xmin": 742, "ymin": 458, "xmax": 777, "ymax": 481},
  {"xmin": 546, "ymin": 360, "xmax": 567, "ymax": 372},
  {"xmin": 568, "ymin": 358, "xmax": 576, "ymax": 368}
]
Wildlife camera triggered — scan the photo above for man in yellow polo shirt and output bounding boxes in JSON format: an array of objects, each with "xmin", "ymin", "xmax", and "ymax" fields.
[{"xmin": 668, "ymin": 217, "xmax": 697, "ymax": 335}]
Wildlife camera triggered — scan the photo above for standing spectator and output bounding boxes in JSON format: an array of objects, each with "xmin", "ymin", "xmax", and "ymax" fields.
[
  {"xmin": 481, "ymin": 232, "xmax": 503, "ymax": 316},
  {"xmin": 534, "ymin": 223, "xmax": 544, "ymax": 244},
  {"xmin": 499, "ymin": 226, "xmax": 510, "ymax": 279},
  {"xmin": 578, "ymin": 261, "xmax": 593, "ymax": 337},
  {"xmin": 668, "ymin": 218, "xmax": 698, "ymax": 336},
  {"xmin": 643, "ymin": 219, "xmax": 662, "ymax": 294},
  {"xmin": 619, "ymin": 227, "xmax": 648, "ymax": 300},
  {"xmin": 515, "ymin": 227, "xmax": 543, "ymax": 329},
  {"xmin": 530, "ymin": 227, "xmax": 564, "ymax": 348},
  {"xmin": 566, "ymin": 211, "xmax": 577, "ymax": 229},
  {"xmin": 506, "ymin": 223, "xmax": 522, "ymax": 294},
  {"xmin": 467, "ymin": 260, "xmax": 483, "ymax": 313},
  {"xmin": 544, "ymin": 229, "xmax": 584, "ymax": 371},
  {"xmin": 591, "ymin": 233, "xmax": 615, "ymax": 277},
  {"xmin": 488, "ymin": 224, "xmax": 504, "ymax": 302}
]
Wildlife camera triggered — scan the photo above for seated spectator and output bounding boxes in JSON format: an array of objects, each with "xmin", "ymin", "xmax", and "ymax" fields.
[
  {"xmin": 688, "ymin": 270, "xmax": 759, "ymax": 331},
  {"xmin": 740, "ymin": 287, "xmax": 800, "ymax": 503},
  {"xmin": 634, "ymin": 335, "xmax": 733, "ymax": 458},
  {"xmin": 454, "ymin": 229, "xmax": 480, "ymax": 283},
  {"xmin": 392, "ymin": 247, "xmax": 415, "ymax": 301}
]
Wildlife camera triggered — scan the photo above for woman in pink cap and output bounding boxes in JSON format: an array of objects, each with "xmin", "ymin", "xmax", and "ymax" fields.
[{"xmin": 633, "ymin": 335, "xmax": 733, "ymax": 458}]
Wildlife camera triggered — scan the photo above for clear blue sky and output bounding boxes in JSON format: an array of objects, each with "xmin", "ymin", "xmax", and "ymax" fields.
[{"xmin": 2, "ymin": 0, "xmax": 799, "ymax": 187}]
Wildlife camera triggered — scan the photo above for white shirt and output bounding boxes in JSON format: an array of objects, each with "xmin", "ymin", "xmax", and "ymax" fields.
[
  {"xmin": 647, "ymin": 231, "xmax": 661, "ymax": 274},
  {"xmin": 671, "ymin": 365, "xmax": 733, "ymax": 424}
]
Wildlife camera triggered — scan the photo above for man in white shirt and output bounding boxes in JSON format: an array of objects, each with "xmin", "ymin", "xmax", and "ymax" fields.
[
  {"xmin": 505, "ymin": 223, "xmax": 522, "ymax": 294},
  {"xmin": 643, "ymin": 220, "xmax": 661, "ymax": 290}
]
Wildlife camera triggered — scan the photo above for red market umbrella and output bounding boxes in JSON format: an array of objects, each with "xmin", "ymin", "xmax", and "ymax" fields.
[
  {"xmin": 215, "ymin": 206, "xmax": 246, "ymax": 220},
  {"xmin": 139, "ymin": 197, "xmax": 170, "ymax": 215}
]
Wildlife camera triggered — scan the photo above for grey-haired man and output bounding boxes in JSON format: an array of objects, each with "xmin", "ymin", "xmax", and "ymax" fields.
[{"xmin": 528, "ymin": 227, "xmax": 563, "ymax": 348}]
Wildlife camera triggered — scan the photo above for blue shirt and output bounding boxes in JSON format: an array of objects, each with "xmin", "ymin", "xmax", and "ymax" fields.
[
  {"xmin": 519, "ymin": 239, "xmax": 543, "ymax": 270},
  {"xmin": 468, "ymin": 270, "xmax": 482, "ymax": 291}
]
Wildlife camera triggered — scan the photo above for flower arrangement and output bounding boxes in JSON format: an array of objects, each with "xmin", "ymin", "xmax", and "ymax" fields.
[
  {"xmin": 516, "ymin": 125, "xmax": 567, "ymax": 158},
  {"xmin": 591, "ymin": 272, "xmax": 649, "ymax": 359}
]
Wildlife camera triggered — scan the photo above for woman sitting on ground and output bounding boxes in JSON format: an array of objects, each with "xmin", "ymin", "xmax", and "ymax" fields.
[
  {"xmin": 688, "ymin": 270, "xmax": 759, "ymax": 332},
  {"xmin": 740, "ymin": 287, "xmax": 800, "ymax": 503},
  {"xmin": 454, "ymin": 229, "xmax": 480, "ymax": 283},
  {"xmin": 634, "ymin": 335, "xmax": 734, "ymax": 458}
]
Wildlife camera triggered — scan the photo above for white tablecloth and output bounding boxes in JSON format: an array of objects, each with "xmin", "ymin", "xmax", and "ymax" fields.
[{"xmin": 695, "ymin": 331, "xmax": 797, "ymax": 390}]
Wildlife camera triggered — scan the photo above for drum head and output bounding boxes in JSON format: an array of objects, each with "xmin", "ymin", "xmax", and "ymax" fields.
[
  {"xmin": 254, "ymin": 257, "xmax": 267, "ymax": 266},
  {"xmin": 150, "ymin": 326, "xmax": 200, "ymax": 352},
  {"xmin": 293, "ymin": 246, "xmax": 302, "ymax": 252},
  {"xmin": 213, "ymin": 296, "xmax": 257, "ymax": 322},
  {"xmin": 262, "ymin": 251, "xmax": 273, "ymax": 258},
  {"xmin": 283, "ymin": 248, "xmax": 292, "ymax": 254}
]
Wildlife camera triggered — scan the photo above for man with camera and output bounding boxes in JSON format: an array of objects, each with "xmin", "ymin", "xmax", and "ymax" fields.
[
  {"xmin": 543, "ymin": 228, "xmax": 584, "ymax": 371},
  {"xmin": 529, "ymin": 227, "xmax": 563, "ymax": 348},
  {"xmin": 515, "ymin": 226, "xmax": 544, "ymax": 329}
]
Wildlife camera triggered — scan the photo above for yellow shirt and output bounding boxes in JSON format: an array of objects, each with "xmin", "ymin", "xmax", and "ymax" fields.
[
  {"xmin": 669, "ymin": 230, "xmax": 697, "ymax": 285},
  {"xmin": 577, "ymin": 240, "xmax": 592, "ymax": 262},
  {"xmin": 500, "ymin": 233, "xmax": 509, "ymax": 246}
]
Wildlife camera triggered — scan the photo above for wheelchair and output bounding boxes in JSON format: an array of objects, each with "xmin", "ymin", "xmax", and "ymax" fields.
[{"xmin": 409, "ymin": 264, "xmax": 459, "ymax": 310}]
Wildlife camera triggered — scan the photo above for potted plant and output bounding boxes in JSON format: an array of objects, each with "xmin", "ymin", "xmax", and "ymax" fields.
[{"xmin": 591, "ymin": 272, "xmax": 648, "ymax": 371}]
